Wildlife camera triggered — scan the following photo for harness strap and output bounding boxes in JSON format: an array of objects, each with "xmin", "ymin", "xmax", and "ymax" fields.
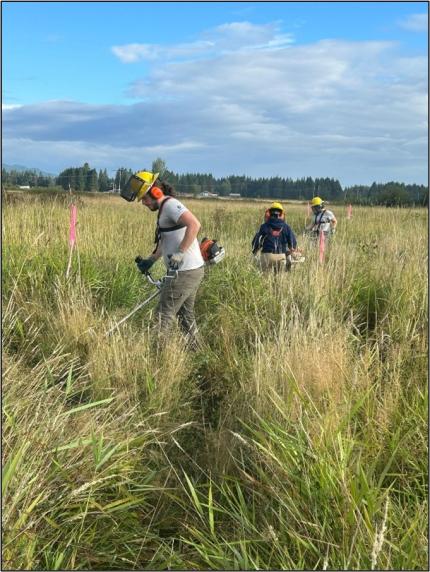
[
  {"xmin": 158, "ymin": 224, "xmax": 185, "ymax": 233},
  {"xmin": 261, "ymin": 224, "xmax": 285, "ymax": 253},
  {"xmin": 153, "ymin": 197, "xmax": 186, "ymax": 252},
  {"xmin": 315, "ymin": 209, "xmax": 327, "ymax": 233}
]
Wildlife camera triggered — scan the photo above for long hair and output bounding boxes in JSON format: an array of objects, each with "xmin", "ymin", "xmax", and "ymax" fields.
[{"xmin": 159, "ymin": 180, "xmax": 175, "ymax": 197}]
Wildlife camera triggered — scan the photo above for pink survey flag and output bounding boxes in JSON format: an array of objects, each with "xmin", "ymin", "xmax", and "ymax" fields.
[
  {"xmin": 319, "ymin": 230, "xmax": 325, "ymax": 263},
  {"xmin": 347, "ymin": 204, "xmax": 352, "ymax": 219},
  {"xmin": 69, "ymin": 204, "xmax": 77, "ymax": 247}
]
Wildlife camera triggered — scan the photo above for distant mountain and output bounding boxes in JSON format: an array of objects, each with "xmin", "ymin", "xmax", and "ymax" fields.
[{"xmin": 3, "ymin": 163, "xmax": 57, "ymax": 177}]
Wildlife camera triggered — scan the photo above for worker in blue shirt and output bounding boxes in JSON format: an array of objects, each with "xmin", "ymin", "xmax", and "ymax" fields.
[{"xmin": 252, "ymin": 202, "xmax": 297, "ymax": 272}]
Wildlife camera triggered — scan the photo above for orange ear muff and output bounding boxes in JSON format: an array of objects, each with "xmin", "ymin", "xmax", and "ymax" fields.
[{"xmin": 149, "ymin": 186, "xmax": 164, "ymax": 199}]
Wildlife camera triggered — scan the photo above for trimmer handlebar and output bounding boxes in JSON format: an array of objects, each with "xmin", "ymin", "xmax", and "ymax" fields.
[
  {"xmin": 135, "ymin": 255, "xmax": 178, "ymax": 288},
  {"xmin": 144, "ymin": 269, "xmax": 178, "ymax": 289},
  {"xmin": 144, "ymin": 272, "xmax": 161, "ymax": 288}
]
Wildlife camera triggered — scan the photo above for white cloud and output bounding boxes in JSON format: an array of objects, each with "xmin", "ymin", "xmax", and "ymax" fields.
[
  {"xmin": 203, "ymin": 21, "xmax": 294, "ymax": 52},
  {"xmin": 2, "ymin": 103, "xmax": 23, "ymax": 110},
  {"xmin": 111, "ymin": 42, "xmax": 215, "ymax": 63},
  {"xmin": 3, "ymin": 23, "xmax": 428, "ymax": 185},
  {"xmin": 398, "ymin": 13, "xmax": 428, "ymax": 32},
  {"xmin": 111, "ymin": 21, "xmax": 294, "ymax": 63}
]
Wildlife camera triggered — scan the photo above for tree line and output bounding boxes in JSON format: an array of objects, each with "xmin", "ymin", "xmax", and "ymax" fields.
[
  {"xmin": 2, "ymin": 159, "xmax": 428, "ymax": 206},
  {"xmin": 343, "ymin": 182, "xmax": 428, "ymax": 207},
  {"xmin": 2, "ymin": 164, "xmax": 134, "ymax": 194}
]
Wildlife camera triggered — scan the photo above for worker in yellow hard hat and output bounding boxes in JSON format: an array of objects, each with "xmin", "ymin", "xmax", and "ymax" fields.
[
  {"xmin": 121, "ymin": 170, "xmax": 205, "ymax": 348},
  {"xmin": 120, "ymin": 170, "xmax": 160, "ymax": 202},
  {"xmin": 270, "ymin": 201, "xmax": 283, "ymax": 213},
  {"xmin": 252, "ymin": 202, "xmax": 298, "ymax": 273},
  {"xmin": 306, "ymin": 196, "xmax": 337, "ymax": 238}
]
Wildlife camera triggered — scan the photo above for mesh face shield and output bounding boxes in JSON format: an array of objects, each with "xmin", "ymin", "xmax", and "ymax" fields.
[
  {"xmin": 121, "ymin": 171, "xmax": 159, "ymax": 202},
  {"xmin": 121, "ymin": 175, "xmax": 151, "ymax": 202}
]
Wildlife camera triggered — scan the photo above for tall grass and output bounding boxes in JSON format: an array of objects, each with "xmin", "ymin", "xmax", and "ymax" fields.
[{"xmin": 2, "ymin": 193, "xmax": 428, "ymax": 569}]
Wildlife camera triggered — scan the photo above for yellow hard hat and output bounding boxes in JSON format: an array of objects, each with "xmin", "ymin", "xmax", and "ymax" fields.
[
  {"xmin": 121, "ymin": 170, "xmax": 159, "ymax": 202},
  {"xmin": 270, "ymin": 202, "xmax": 284, "ymax": 212},
  {"xmin": 134, "ymin": 171, "xmax": 159, "ymax": 200},
  {"xmin": 310, "ymin": 196, "xmax": 323, "ymax": 207}
]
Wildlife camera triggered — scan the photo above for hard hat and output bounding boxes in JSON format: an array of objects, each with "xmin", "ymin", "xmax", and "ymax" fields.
[
  {"xmin": 310, "ymin": 197, "xmax": 323, "ymax": 207},
  {"xmin": 270, "ymin": 202, "xmax": 284, "ymax": 212},
  {"xmin": 133, "ymin": 171, "xmax": 159, "ymax": 200},
  {"xmin": 120, "ymin": 170, "xmax": 159, "ymax": 202}
]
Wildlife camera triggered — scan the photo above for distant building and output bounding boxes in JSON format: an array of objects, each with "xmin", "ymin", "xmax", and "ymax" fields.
[
  {"xmin": 198, "ymin": 191, "xmax": 219, "ymax": 198},
  {"xmin": 18, "ymin": 185, "xmax": 31, "ymax": 189},
  {"xmin": 229, "ymin": 193, "xmax": 241, "ymax": 198}
]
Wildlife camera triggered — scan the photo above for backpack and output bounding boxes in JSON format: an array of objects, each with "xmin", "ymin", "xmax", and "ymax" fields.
[{"xmin": 257, "ymin": 223, "xmax": 287, "ymax": 254}]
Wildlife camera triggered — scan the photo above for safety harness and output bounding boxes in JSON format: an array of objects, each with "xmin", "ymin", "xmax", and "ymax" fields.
[
  {"xmin": 152, "ymin": 197, "xmax": 225, "ymax": 264},
  {"xmin": 153, "ymin": 197, "xmax": 186, "ymax": 252},
  {"xmin": 314, "ymin": 209, "xmax": 329, "ymax": 234}
]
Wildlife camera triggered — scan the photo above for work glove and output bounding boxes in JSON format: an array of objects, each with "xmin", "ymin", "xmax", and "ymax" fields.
[
  {"xmin": 135, "ymin": 255, "xmax": 155, "ymax": 274},
  {"xmin": 169, "ymin": 251, "xmax": 185, "ymax": 270}
]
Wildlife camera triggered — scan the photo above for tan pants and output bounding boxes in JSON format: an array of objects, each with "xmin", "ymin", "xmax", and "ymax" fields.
[
  {"xmin": 156, "ymin": 266, "xmax": 205, "ymax": 342},
  {"xmin": 259, "ymin": 253, "xmax": 288, "ymax": 273}
]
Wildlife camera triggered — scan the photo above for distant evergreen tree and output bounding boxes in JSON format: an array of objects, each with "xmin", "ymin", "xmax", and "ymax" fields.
[
  {"xmin": 218, "ymin": 179, "xmax": 232, "ymax": 196},
  {"xmin": 190, "ymin": 183, "xmax": 201, "ymax": 196},
  {"xmin": 77, "ymin": 168, "xmax": 85, "ymax": 192},
  {"xmin": 98, "ymin": 169, "xmax": 110, "ymax": 193},
  {"xmin": 152, "ymin": 157, "xmax": 167, "ymax": 177},
  {"xmin": 87, "ymin": 169, "xmax": 98, "ymax": 192}
]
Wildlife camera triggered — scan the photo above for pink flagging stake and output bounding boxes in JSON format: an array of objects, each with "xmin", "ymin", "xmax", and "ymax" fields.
[
  {"xmin": 307, "ymin": 201, "xmax": 311, "ymax": 217},
  {"xmin": 319, "ymin": 230, "xmax": 325, "ymax": 263},
  {"xmin": 347, "ymin": 204, "xmax": 352, "ymax": 219},
  {"xmin": 69, "ymin": 204, "xmax": 77, "ymax": 247}
]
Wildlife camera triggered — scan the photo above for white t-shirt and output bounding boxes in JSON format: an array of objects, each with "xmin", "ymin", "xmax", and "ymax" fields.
[
  {"xmin": 158, "ymin": 198, "xmax": 204, "ymax": 271},
  {"xmin": 313, "ymin": 209, "xmax": 335, "ymax": 233}
]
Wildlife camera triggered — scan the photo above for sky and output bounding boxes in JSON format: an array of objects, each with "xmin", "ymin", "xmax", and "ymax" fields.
[{"xmin": 2, "ymin": 1, "xmax": 428, "ymax": 186}]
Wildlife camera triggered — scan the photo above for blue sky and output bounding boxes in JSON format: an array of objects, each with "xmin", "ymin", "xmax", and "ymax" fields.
[{"xmin": 3, "ymin": 1, "xmax": 428, "ymax": 185}]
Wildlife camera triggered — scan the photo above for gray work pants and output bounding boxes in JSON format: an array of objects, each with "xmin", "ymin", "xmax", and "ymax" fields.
[{"xmin": 156, "ymin": 266, "xmax": 205, "ymax": 341}]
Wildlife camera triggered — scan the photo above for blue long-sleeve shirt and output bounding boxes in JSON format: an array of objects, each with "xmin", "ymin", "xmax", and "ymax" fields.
[{"xmin": 252, "ymin": 218, "xmax": 297, "ymax": 254}]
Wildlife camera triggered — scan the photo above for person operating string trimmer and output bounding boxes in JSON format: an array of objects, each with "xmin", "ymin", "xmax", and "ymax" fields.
[{"xmin": 121, "ymin": 171, "xmax": 204, "ymax": 347}]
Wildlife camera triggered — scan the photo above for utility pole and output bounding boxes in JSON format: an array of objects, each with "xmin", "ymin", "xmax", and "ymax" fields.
[{"xmin": 118, "ymin": 168, "xmax": 122, "ymax": 194}]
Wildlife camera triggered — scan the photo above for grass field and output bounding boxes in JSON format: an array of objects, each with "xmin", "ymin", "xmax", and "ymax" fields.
[{"xmin": 2, "ymin": 191, "xmax": 428, "ymax": 570}]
